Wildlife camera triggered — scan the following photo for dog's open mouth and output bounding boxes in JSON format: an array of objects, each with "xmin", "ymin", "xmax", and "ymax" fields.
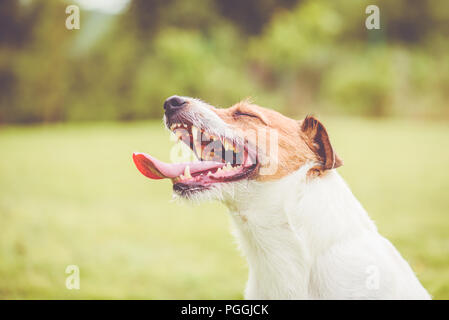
[{"xmin": 133, "ymin": 121, "xmax": 258, "ymax": 194}]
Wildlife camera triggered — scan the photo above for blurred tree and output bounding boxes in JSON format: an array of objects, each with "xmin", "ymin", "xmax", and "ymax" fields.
[
  {"xmin": 0, "ymin": 0, "xmax": 75, "ymax": 123},
  {"xmin": 0, "ymin": 0, "xmax": 36, "ymax": 48},
  {"xmin": 383, "ymin": 0, "xmax": 434, "ymax": 43},
  {"xmin": 0, "ymin": 0, "xmax": 36, "ymax": 123},
  {"xmin": 121, "ymin": 0, "xmax": 222, "ymax": 38},
  {"xmin": 215, "ymin": 0, "xmax": 298, "ymax": 34}
]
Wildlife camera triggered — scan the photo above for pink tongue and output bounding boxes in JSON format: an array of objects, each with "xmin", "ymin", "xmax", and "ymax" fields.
[{"xmin": 132, "ymin": 152, "xmax": 225, "ymax": 180}]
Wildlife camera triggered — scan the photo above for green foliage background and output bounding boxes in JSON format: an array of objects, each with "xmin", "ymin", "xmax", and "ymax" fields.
[{"xmin": 1, "ymin": 0, "xmax": 448, "ymax": 123}]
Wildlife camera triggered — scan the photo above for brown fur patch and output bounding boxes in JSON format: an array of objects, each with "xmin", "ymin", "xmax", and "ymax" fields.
[{"xmin": 209, "ymin": 101, "xmax": 342, "ymax": 181}]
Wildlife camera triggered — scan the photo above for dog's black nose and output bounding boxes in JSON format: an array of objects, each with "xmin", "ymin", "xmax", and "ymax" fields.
[{"xmin": 164, "ymin": 96, "xmax": 187, "ymax": 116}]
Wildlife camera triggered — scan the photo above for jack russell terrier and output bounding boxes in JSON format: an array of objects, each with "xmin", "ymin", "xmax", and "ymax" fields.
[{"xmin": 133, "ymin": 96, "xmax": 430, "ymax": 299}]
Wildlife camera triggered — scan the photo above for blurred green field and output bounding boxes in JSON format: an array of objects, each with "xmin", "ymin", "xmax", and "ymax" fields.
[{"xmin": 0, "ymin": 118, "xmax": 448, "ymax": 299}]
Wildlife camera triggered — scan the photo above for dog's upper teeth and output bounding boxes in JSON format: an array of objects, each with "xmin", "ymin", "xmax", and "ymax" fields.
[
  {"xmin": 191, "ymin": 126, "xmax": 204, "ymax": 159},
  {"xmin": 223, "ymin": 140, "xmax": 232, "ymax": 151},
  {"xmin": 191, "ymin": 126, "xmax": 199, "ymax": 138}
]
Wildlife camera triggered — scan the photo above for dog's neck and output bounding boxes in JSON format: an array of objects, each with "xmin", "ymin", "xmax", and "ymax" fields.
[{"xmin": 223, "ymin": 164, "xmax": 377, "ymax": 299}]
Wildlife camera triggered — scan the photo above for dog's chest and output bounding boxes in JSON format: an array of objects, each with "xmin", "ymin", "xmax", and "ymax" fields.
[{"xmin": 230, "ymin": 210, "xmax": 311, "ymax": 299}]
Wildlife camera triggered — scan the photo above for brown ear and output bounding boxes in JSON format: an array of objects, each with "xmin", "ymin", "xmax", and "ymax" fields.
[{"xmin": 301, "ymin": 115, "xmax": 343, "ymax": 171}]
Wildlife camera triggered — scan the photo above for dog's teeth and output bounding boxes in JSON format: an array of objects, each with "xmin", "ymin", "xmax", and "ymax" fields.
[
  {"xmin": 216, "ymin": 167, "xmax": 222, "ymax": 174},
  {"xmin": 207, "ymin": 171, "xmax": 212, "ymax": 176},
  {"xmin": 180, "ymin": 174, "xmax": 185, "ymax": 180},
  {"xmin": 191, "ymin": 126, "xmax": 203, "ymax": 156},
  {"xmin": 191, "ymin": 126, "xmax": 198, "ymax": 138},
  {"xmin": 224, "ymin": 140, "xmax": 232, "ymax": 151},
  {"xmin": 183, "ymin": 124, "xmax": 187, "ymax": 128},
  {"xmin": 184, "ymin": 165, "xmax": 192, "ymax": 179},
  {"xmin": 170, "ymin": 124, "xmax": 175, "ymax": 130}
]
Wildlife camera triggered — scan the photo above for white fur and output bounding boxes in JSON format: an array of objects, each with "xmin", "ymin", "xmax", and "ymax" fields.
[
  {"xmin": 218, "ymin": 164, "xmax": 431, "ymax": 299},
  {"xmin": 169, "ymin": 97, "xmax": 430, "ymax": 299}
]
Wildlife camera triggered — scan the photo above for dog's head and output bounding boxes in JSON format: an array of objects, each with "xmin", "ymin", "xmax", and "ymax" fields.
[{"xmin": 133, "ymin": 96, "xmax": 342, "ymax": 200}]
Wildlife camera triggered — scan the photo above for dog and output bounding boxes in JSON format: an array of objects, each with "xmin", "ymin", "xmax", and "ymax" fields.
[{"xmin": 133, "ymin": 96, "xmax": 430, "ymax": 299}]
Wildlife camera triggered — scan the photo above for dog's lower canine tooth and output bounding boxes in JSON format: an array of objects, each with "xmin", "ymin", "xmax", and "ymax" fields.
[{"xmin": 184, "ymin": 165, "xmax": 192, "ymax": 179}]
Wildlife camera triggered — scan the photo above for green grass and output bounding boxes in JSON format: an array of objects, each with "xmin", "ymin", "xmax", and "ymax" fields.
[{"xmin": 0, "ymin": 118, "xmax": 448, "ymax": 299}]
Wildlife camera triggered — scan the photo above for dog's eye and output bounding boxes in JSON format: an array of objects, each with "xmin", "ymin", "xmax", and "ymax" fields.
[{"xmin": 233, "ymin": 110, "xmax": 259, "ymax": 119}]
